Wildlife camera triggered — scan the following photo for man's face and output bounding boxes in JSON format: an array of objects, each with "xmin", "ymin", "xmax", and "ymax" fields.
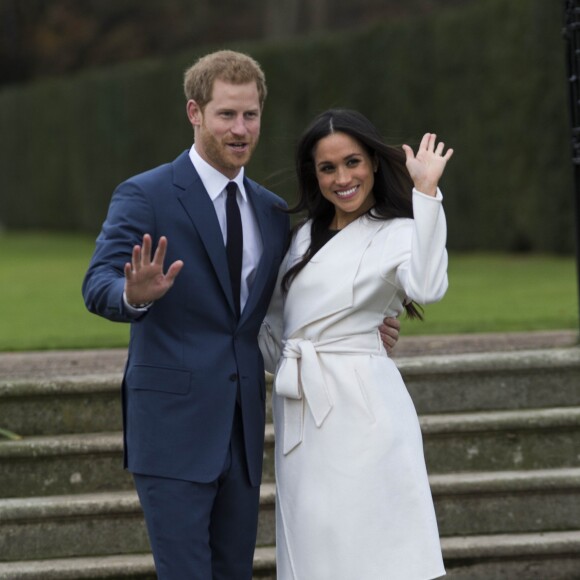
[{"xmin": 187, "ymin": 79, "xmax": 261, "ymax": 179}]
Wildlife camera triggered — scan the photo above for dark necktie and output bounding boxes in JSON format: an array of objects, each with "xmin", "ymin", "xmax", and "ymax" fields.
[{"xmin": 225, "ymin": 182, "xmax": 243, "ymax": 318}]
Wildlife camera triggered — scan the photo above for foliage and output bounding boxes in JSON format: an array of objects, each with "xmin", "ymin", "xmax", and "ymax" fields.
[
  {"xmin": 0, "ymin": 0, "xmax": 574, "ymax": 254},
  {"xmin": 0, "ymin": 0, "xmax": 471, "ymax": 84},
  {"xmin": 0, "ymin": 427, "xmax": 22, "ymax": 441}
]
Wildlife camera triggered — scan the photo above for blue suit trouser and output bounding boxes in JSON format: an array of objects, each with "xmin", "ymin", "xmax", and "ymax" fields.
[{"xmin": 132, "ymin": 404, "xmax": 260, "ymax": 580}]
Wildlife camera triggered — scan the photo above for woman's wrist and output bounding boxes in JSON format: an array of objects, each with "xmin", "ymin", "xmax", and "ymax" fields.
[{"xmin": 413, "ymin": 182, "xmax": 437, "ymax": 197}]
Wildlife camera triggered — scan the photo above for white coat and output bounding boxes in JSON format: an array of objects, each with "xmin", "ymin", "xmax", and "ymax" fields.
[{"xmin": 259, "ymin": 189, "xmax": 448, "ymax": 580}]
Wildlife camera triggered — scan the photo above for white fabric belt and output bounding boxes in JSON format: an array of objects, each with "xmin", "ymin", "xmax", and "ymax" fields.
[{"xmin": 275, "ymin": 331, "xmax": 383, "ymax": 455}]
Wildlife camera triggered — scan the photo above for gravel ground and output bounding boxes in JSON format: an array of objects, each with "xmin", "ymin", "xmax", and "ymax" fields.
[{"xmin": 0, "ymin": 330, "xmax": 577, "ymax": 380}]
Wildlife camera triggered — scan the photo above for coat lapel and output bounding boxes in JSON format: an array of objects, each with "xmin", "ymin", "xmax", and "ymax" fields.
[
  {"xmin": 284, "ymin": 216, "xmax": 386, "ymax": 337},
  {"xmin": 172, "ymin": 151, "xmax": 236, "ymax": 317}
]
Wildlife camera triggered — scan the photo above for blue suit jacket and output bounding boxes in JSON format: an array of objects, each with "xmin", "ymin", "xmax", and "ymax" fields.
[{"xmin": 82, "ymin": 150, "xmax": 289, "ymax": 486}]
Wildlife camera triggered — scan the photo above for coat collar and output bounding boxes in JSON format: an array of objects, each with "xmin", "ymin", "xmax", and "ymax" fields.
[{"xmin": 284, "ymin": 215, "xmax": 386, "ymax": 337}]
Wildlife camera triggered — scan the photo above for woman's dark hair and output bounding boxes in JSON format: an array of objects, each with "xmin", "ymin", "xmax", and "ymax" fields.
[{"xmin": 282, "ymin": 108, "xmax": 423, "ymax": 319}]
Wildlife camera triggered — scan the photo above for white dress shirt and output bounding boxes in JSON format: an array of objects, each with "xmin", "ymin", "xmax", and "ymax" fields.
[
  {"xmin": 124, "ymin": 146, "xmax": 263, "ymax": 315},
  {"xmin": 188, "ymin": 145, "xmax": 263, "ymax": 313}
]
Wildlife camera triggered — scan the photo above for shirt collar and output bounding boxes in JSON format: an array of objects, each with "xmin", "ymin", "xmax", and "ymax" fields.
[{"xmin": 189, "ymin": 145, "xmax": 247, "ymax": 202}]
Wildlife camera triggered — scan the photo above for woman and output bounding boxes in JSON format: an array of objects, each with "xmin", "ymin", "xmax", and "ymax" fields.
[{"xmin": 260, "ymin": 109, "xmax": 452, "ymax": 579}]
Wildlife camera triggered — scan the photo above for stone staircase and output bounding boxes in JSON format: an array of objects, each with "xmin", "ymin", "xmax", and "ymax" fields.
[{"xmin": 0, "ymin": 333, "xmax": 579, "ymax": 579}]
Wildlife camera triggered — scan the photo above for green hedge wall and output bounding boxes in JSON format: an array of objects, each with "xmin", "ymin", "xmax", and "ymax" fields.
[{"xmin": 0, "ymin": 0, "xmax": 574, "ymax": 252}]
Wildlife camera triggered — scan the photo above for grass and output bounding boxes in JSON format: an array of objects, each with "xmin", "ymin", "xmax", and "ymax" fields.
[
  {"xmin": 410, "ymin": 253, "xmax": 579, "ymax": 335},
  {"xmin": 0, "ymin": 232, "xmax": 578, "ymax": 351},
  {"xmin": 0, "ymin": 232, "xmax": 129, "ymax": 351}
]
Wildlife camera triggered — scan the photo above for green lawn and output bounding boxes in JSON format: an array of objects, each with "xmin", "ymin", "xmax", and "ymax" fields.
[
  {"xmin": 0, "ymin": 232, "xmax": 130, "ymax": 351},
  {"xmin": 0, "ymin": 232, "xmax": 578, "ymax": 351},
  {"xmin": 410, "ymin": 253, "xmax": 578, "ymax": 335}
]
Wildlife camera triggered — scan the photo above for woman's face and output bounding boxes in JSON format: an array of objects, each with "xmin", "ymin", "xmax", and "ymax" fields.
[{"xmin": 313, "ymin": 131, "xmax": 377, "ymax": 228}]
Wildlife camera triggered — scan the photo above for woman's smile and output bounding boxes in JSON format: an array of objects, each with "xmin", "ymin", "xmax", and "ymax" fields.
[{"xmin": 334, "ymin": 185, "xmax": 359, "ymax": 199}]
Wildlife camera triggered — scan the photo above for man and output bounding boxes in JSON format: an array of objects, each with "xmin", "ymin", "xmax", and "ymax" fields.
[{"xmin": 83, "ymin": 50, "xmax": 400, "ymax": 579}]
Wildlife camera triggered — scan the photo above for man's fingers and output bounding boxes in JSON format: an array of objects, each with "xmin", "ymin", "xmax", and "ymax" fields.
[
  {"xmin": 131, "ymin": 245, "xmax": 142, "ymax": 271},
  {"xmin": 152, "ymin": 236, "xmax": 168, "ymax": 266},
  {"xmin": 379, "ymin": 325, "xmax": 397, "ymax": 342},
  {"xmin": 380, "ymin": 316, "xmax": 401, "ymax": 353},
  {"xmin": 383, "ymin": 316, "xmax": 401, "ymax": 331},
  {"xmin": 165, "ymin": 260, "xmax": 184, "ymax": 283},
  {"xmin": 141, "ymin": 234, "xmax": 153, "ymax": 265},
  {"xmin": 379, "ymin": 329, "xmax": 396, "ymax": 355},
  {"xmin": 380, "ymin": 332, "xmax": 397, "ymax": 347}
]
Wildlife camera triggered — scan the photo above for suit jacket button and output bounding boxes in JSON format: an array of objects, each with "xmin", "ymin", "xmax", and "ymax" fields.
[{"xmin": 229, "ymin": 373, "xmax": 238, "ymax": 382}]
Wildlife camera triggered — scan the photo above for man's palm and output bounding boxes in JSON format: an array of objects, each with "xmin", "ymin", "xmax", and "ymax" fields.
[{"xmin": 124, "ymin": 234, "xmax": 184, "ymax": 305}]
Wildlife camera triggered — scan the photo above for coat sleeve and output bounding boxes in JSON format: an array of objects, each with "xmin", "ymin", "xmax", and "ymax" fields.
[
  {"xmin": 82, "ymin": 179, "xmax": 155, "ymax": 323},
  {"xmin": 394, "ymin": 188, "xmax": 448, "ymax": 305}
]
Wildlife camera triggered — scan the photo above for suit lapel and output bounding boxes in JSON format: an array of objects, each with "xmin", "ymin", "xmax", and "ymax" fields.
[
  {"xmin": 239, "ymin": 179, "xmax": 275, "ymax": 325},
  {"xmin": 172, "ymin": 152, "xmax": 236, "ymax": 317}
]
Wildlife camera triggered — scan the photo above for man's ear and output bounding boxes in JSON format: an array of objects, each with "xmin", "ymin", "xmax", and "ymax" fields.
[{"xmin": 186, "ymin": 99, "xmax": 202, "ymax": 126}]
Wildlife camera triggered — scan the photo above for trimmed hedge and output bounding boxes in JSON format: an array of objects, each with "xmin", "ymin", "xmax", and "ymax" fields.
[{"xmin": 0, "ymin": 0, "xmax": 574, "ymax": 252}]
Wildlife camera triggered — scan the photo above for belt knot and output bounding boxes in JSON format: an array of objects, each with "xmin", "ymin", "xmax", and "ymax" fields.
[{"xmin": 274, "ymin": 332, "xmax": 382, "ymax": 455}]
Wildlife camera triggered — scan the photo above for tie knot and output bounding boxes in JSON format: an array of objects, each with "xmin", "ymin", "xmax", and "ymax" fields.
[{"xmin": 226, "ymin": 182, "xmax": 238, "ymax": 199}]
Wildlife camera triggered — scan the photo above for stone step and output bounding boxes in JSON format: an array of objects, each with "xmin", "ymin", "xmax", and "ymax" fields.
[
  {"xmin": 1, "ymin": 531, "xmax": 579, "ymax": 580},
  {"xmin": 0, "ymin": 373, "xmax": 274, "ymax": 437},
  {"xmin": 268, "ymin": 407, "xmax": 580, "ymax": 477},
  {"xmin": 0, "ymin": 485, "xmax": 275, "ymax": 562},
  {"xmin": 0, "ymin": 547, "xmax": 276, "ymax": 580},
  {"xmin": 1, "ymin": 468, "xmax": 578, "ymax": 562},
  {"xmin": 441, "ymin": 530, "xmax": 580, "ymax": 580},
  {"xmin": 0, "ymin": 430, "xmax": 275, "ymax": 498},
  {"xmin": 3, "ymin": 404, "xmax": 580, "ymax": 499},
  {"xmin": 0, "ymin": 432, "xmax": 131, "ymax": 498},
  {"xmin": 401, "ymin": 347, "xmax": 580, "ymax": 414},
  {"xmin": 0, "ymin": 374, "xmax": 122, "ymax": 437},
  {"xmin": 0, "ymin": 332, "xmax": 574, "ymax": 380},
  {"xmin": 0, "ymin": 553, "xmax": 157, "ymax": 580},
  {"xmin": 422, "ymin": 406, "xmax": 580, "ymax": 473},
  {"xmin": 2, "ymin": 348, "xmax": 578, "ymax": 437},
  {"xmin": 430, "ymin": 467, "xmax": 580, "ymax": 536}
]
